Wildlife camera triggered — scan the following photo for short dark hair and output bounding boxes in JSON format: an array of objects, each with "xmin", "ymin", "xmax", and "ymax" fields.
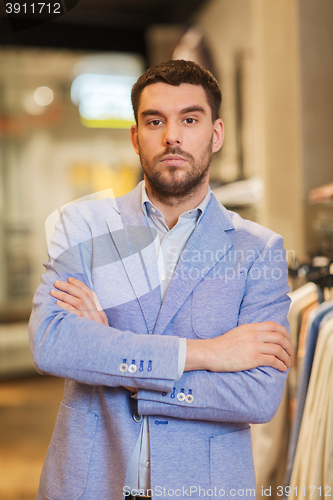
[{"xmin": 131, "ymin": 59, "xmax": 222, "ymax": 124}]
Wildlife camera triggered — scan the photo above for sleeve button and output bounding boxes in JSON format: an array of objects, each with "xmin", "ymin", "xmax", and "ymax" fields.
[
  {"xmin": 177, "ymin": 392, "xmax": 186, "ymax": 402},
  {"xmin": 185, "ymin": 394, "xmax": 194, "ymax": 404},
  {"xmin": 128, "ymin": 364, "xmax": 137, "ymax": 374},
  {"xmin": 119, "ymin": 363, "xmax": 128, "ymax": 373}
]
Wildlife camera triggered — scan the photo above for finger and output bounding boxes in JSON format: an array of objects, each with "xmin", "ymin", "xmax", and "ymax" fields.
[
  {"xmin": 84, "ymin": 290, "xmax": 108, "ymax": 324},
  {"xmin": 258, "ymin": 332, "xmax": 293, "ymax": 357},
  {"xmin": 51, "ymin": 289, "xmax": 96, "ymax": 318},
  {"xmin": 271, "ymin": 334, "xmax": 293, "ymax": 357},
  {"xmin": 56, "ymin": 280, "xmax": 104, "ymax": 318},
  {"xmin": 52, "ymin": 283, "xmax": 99, "ymax": 315},
  {"xmin": 259, "ymin": 354, "xmax": 288, "ymax": 373},
  {"xmin": 68, "ymin": 281, "xmax": 108, "ymax": 324},
  {"xmin": 50, "ymin": 289, "xmax": 87, "ymax": 310},
  {"xmin": 261, "ymin": 331, "xmax": 293, "ymax": 354},
  {"xmin": 92, "ymin": 290, "xmax": 104, "ymax": 312},
  {"xmin": 68, "ymin": 277, "xmax": 95, "ymax": 297},
  {"xmin": 54, "ymin": 279, "xmax": 94, "ymax": 302},
  {"xmin": 53, "ymin": 279, "xmax": 104, "ymax": 312},
  {"xmin": 261, "ymin": 343, "xmax": 291, "ymax": 368},
  {"xmin": 251, "ymin": 322, "xmax": 290, "ymax": 339},
  {"xmin": 252, "ymin": 328, "xmax": 292, "ymax": 352},
  {"xmin": 51, "ymin": 286, "xmax": 108, "ymax": 325},
  {"xmin": 55, "ymin": 299, "xmax": 83, "ymax": 317},
  {"xmin": 99, "ymin": 310, "xmax": 109, "ymax": 326},
  {"xmin": 56, "ymin": 298, "xmax": 107, "ymax": 325},
  {"xmin": 282, "ymin": 339, "xmax": 293, "ymax": 357}
]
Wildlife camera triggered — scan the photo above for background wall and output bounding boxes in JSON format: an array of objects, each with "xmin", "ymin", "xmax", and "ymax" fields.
[
  {"xmin": 193, "ymin": 0, "xmax": 333, "ymax": 262},
  {"xmin": 300, "ymin": 0, "xmax": 333, "ymax": 195}
]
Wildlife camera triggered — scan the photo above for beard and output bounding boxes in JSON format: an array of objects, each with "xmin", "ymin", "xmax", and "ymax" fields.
[{"xmin": 138, "ymin": 137, "xmax": 213, "ymax": 205}]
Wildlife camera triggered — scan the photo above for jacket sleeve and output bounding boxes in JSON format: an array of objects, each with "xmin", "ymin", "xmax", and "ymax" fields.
[
  {"xmin": 29, "ymin": 203, "xmax": 180, "ymax": 392},
  {"xmin": 136, "ymin": 234, "xmax": 291, "ymax": 424}
]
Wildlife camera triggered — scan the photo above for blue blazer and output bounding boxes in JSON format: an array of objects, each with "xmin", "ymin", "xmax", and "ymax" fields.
[{"xmin": 29, "ymin": 182, "xmax": 290, "ymax": 500}]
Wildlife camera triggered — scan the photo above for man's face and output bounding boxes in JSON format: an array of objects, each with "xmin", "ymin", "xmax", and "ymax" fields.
[{"xmin": 130, "ymin": 82, "xmax": 224, "ymax": 201}]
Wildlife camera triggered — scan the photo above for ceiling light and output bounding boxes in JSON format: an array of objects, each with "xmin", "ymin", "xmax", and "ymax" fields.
[{"xmin": 33, "ymin": 86, "xmax": 54, "ymax": 106}]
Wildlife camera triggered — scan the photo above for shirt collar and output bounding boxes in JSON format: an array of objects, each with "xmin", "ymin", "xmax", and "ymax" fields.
[{"xmin": 141, "ymin": 181, "xmax": 212, "ymax": 223}]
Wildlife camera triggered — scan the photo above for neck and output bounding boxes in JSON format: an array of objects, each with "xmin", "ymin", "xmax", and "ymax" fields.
[{"xmin": 144, "ymin": 179, "xmax": 209, "ymax": 229}]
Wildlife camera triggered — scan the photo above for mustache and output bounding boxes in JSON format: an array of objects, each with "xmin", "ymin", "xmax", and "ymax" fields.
[{"xmin": 153, "ymin": 146, "xmax": 195, "ymax": 164}]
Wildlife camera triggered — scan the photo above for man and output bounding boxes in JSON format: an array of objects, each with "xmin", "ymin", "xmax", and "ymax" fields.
[{"xmin": 29, "ymin": 60, "xmax": 292, "ymax": 500}]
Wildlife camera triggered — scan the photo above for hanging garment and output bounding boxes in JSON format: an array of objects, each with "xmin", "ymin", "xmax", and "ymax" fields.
[
  {"xmin": 284, "ymin": 300, "xmax": 333, "ymax": 488},
  {"xmin": 252, "ymin": 283, "xmax": 318, "ymax": 499},
  {"xmin": 289, "ymin": 313, "xmax": 333, "ymax": 498},
  {"xmin": 297, "ymin": 302, "xmax": 319, "ymax": 366},
  {"xmin": 287, "ymin": 283, "xmax": 318, "ymax": 416}
]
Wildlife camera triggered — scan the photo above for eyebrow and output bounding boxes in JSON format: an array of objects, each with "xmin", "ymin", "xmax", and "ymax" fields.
[
  {"xmin": 140, "ymin": 105, "xmax": 206, "ymax": 118},
  {"xmin": 180, "ymin": 105, "xmax": 206, "ymax": 114}
]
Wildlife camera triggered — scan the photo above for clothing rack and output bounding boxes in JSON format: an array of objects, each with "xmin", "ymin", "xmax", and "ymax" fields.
[{"xmin": 252, "ymin": 257, "xmax": 333, "ymax": 499}]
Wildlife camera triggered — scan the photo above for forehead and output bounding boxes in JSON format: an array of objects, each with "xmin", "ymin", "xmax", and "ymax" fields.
[{"xmin": 138, "ymin": 82, "xmax": 210, "ymax": 115}]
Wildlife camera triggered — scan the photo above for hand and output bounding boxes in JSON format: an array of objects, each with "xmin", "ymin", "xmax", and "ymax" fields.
[
  {"xmin": 50, "ymin": 278, "xmax": 109, "ymax": 326},
  {"xmin": 185, "ymin": 321, "xmax": 293, "ymax": 373}
]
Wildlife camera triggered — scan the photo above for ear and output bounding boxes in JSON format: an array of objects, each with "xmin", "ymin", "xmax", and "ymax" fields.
[
  {"xmin": 130, "ymin": 124, "xmax": 139, "ymax": 155},
  {"xmin": 212, "ymin": 119, "xmax": 224, "ymax": 153}
]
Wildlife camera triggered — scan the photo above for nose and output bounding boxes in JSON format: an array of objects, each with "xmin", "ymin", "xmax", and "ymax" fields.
[{"xmin": 163, "ymin": 121, "xmax": 182, "ymax": 147}]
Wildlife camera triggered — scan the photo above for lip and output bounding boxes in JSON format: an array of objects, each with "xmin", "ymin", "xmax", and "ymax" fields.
[{"xmin": 160, "ymin": 155, "xmax": 187, "ymax": 166}]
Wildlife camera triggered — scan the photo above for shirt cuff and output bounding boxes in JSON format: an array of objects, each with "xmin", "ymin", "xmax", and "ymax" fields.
[{"xmin": 177, "ymin": 338, "xmax": 187, "ymax": 380}]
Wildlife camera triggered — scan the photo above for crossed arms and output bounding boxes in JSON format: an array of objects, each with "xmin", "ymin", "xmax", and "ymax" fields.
[
  {"xmin": 50, "ymin": 277, "xmax": 292, "ymax": 375},
  {"xmin": 29, "ymin": 200, "xmax": 292, "ymax": 424},
  {"xmin": 44, "ymin": 276, "xmax": 292, "ymax": 424}
]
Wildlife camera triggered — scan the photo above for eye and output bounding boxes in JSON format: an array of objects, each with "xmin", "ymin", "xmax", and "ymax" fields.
[
  {"xmin": 149, "ymin": 119, "xmax": 163, "ymax": 126},
  {"xmin": 184, "ymin": 117, "xmax": 196, "ymax": 124}
]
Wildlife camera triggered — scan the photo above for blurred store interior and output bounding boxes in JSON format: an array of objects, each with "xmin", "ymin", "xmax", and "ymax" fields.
[{"xmin": 0, "ymin": 0, "xmax": 333, "ymax": 498}]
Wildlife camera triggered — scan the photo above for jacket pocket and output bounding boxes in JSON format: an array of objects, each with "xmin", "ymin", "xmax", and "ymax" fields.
[
  {"xmin": 192, "ymin": 271, "xmax": 246, "ymax": 338},
  {"xmin": 40, "ymin": 402, "xmax": 98, "ymax": 500},
  {"xmin": 209, "ymin": 427, "xmax": 256, "ymax": 499}
]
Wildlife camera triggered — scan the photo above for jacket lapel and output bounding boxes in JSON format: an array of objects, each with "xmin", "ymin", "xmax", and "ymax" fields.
[
  {"xmin": 153, "ymin": 195, "xmax": 234, "ymax": 337},
  {"xmin": 106, "ymin": 182, "xmax": 162, "ymax": 334}
]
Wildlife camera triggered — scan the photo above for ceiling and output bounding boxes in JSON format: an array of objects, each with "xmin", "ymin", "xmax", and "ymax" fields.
[{"xmin": 0, "ymin": 0, "xmax": 208, "ymax": 58}]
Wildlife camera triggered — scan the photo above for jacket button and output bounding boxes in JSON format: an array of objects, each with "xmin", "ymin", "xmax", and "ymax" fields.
[
  {"xmin": 133, "ymin": 412, "xmax": 142, "ymax": 423},
  {"xmin": 128, "ymin": 364, "xmax": 137, "ymax": 374},
  {"xmin": 185, "ymin": 394, "xmax": 194, "ymax": 404},
  {"xmin": 119, "ymin": 363, "xmax": 128, "ymax": 373},
  {"xmin": 177, "ymin": 392, "xmax": 186, "ymax": 402}
]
